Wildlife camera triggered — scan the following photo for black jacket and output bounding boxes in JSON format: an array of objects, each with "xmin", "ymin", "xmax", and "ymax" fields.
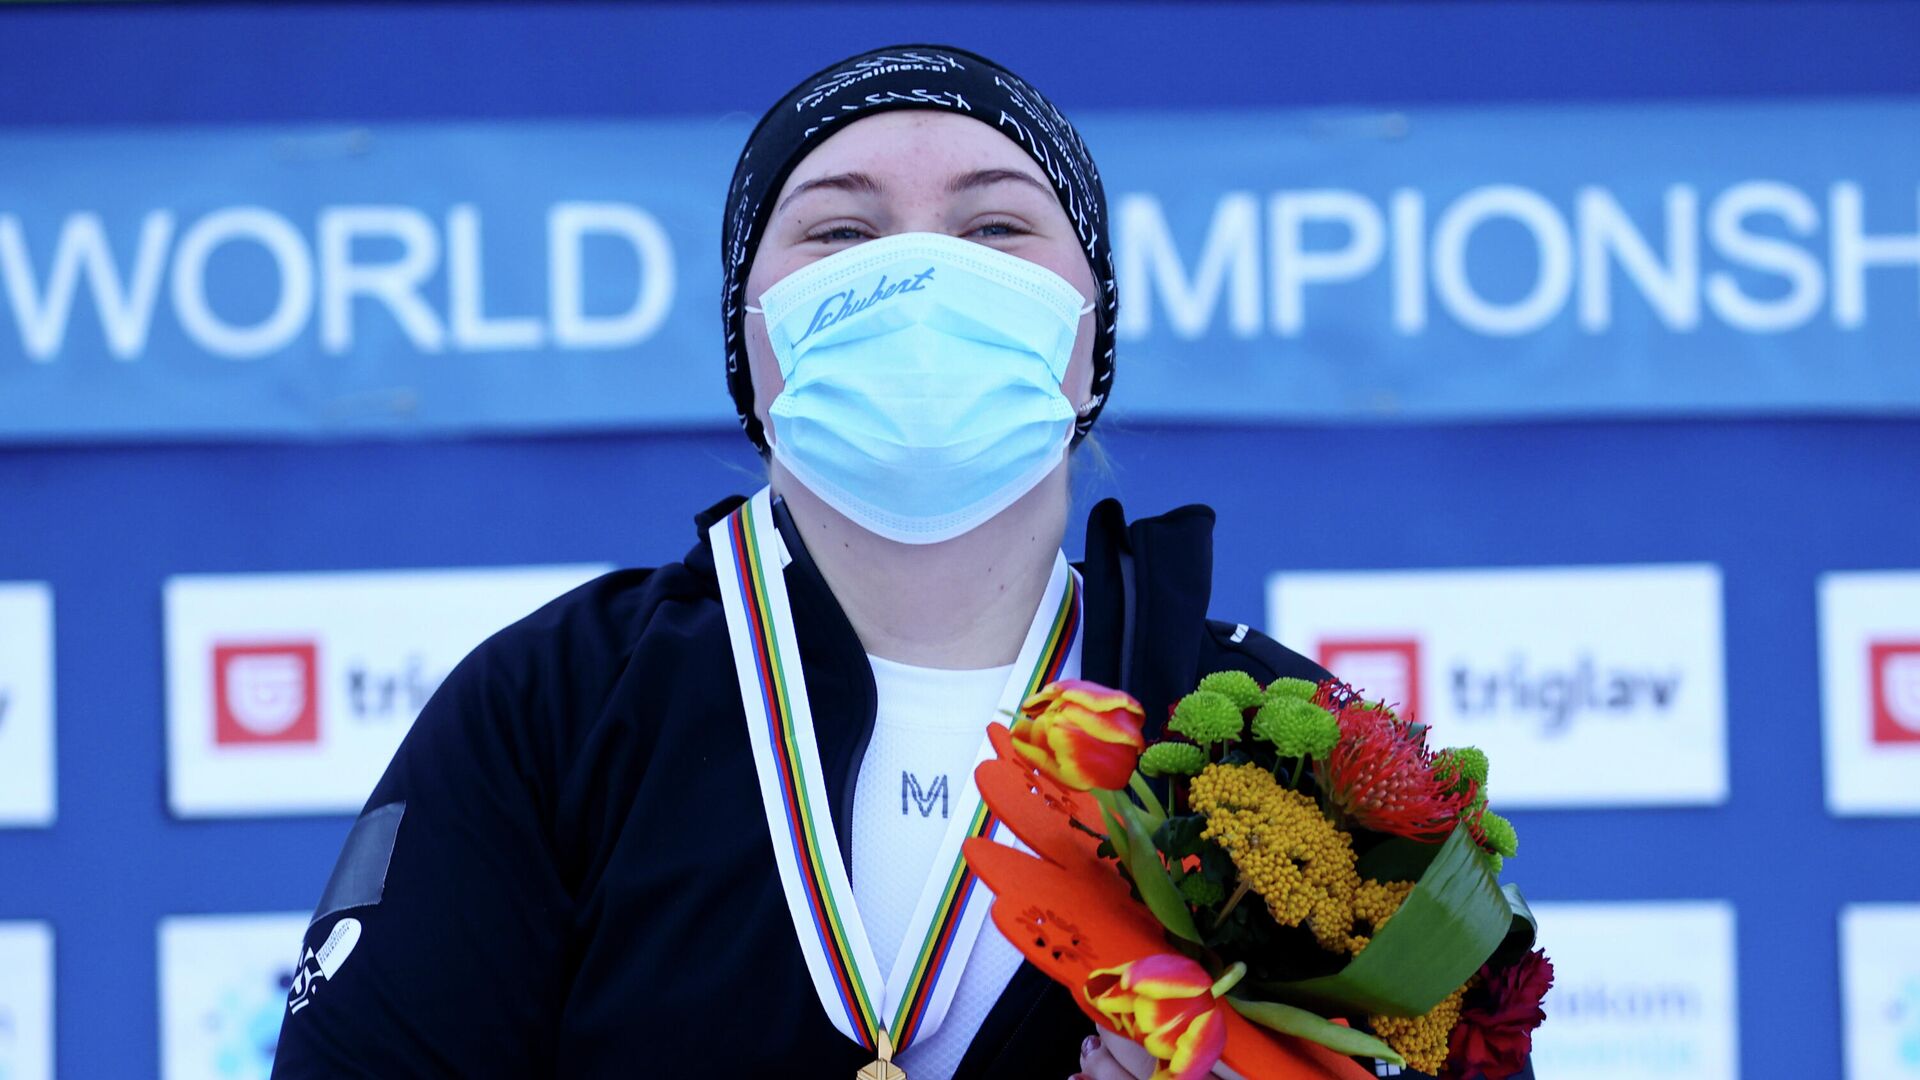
[{"xmin": 272, "ymin": 495, "xmax": 1523, "ymax": 1080}]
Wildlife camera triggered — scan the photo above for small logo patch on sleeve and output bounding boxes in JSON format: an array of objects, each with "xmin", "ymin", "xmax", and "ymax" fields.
[{"xmin": 288, "ymin": 917, "xmax": 361, "ymax": 1014}]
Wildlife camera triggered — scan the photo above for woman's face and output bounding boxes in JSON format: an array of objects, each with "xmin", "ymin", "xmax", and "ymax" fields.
[{"xmin": 742, "ymin": 110, "xmax": 1098, "ymax": 440}]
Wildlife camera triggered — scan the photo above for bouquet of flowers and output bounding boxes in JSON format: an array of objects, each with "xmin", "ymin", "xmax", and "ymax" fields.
[{"xmin": 961, "ymin": 675, "xmax": 1552, "ymax": 1080}]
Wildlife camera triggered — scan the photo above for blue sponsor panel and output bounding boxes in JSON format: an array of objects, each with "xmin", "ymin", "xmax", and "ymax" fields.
[{"xmin": 4, "ymin": 99, "xmax": 1920, "ymax": 441}]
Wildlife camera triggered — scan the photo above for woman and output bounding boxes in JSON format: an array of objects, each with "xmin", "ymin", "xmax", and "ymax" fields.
[{"xmin": 271, "ymin": 45, "xmax": 1468, "ymax": 1080}]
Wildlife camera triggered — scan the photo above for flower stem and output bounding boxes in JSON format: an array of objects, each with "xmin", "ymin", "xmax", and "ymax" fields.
[
  {"xmin": 1128, "ymin": 771, "xmax": 1168, "ymax": 826},
  {"xmin": 1210, "ymin": 961, "xmax": 1248, "ymax": 998},
  {"xmin": 1090, "ymin": 788, "xmax": 1131, "ymax": 865},
  {"xmin": 1213, "ymin": 879, "xmax": 1254, "ymax": 928}
]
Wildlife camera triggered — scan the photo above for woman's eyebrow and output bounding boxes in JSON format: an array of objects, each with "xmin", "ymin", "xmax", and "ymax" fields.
[
  {"xmin": 947, "ymin": 167, "xmax": 1051, "ymax": 197},
  {"xmin": 774, "ymin": 171, "xmax": 883, "ymax": 216}
]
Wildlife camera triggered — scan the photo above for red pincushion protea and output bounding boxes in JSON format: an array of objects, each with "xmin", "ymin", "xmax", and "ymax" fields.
[
  {"xmin": 1314, "ymin": 701, "xmax": 1476, "ymax": 839},
  {"xmin": 1310, "ymin": 678, "xmax": 1360, "ymax": 712}
]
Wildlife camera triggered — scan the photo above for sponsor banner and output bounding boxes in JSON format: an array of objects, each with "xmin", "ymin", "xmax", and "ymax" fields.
[
  {"xmin": 1529, "ymin": 901, "xmax": 1740, "ymax": 1080},
  {"xmin": 164, "ymin": 563, "xmax": 609, "ymax": 817},
  {"xmin": 1268, "ymin": 564, "xmax": 1726, "ymax": 807},
  {"xmin": 157, "ymin": 912, "xmax": 306, "ymax": 1080},
  {"xmin": 0, "ymin": 582, "xmax": 55, "ymax": 827},
  {"xmin": 4, "ymin": 98, "xmax": 1920, "ymax": 442},
  {"xmin": 1841, "ymin": 904, "xmax": 1920, "ymax": 1079},
  {"xmin": 0, "ymin": 921, "xmax": 53, "ymax": 1080},
  {"xmin": 1819, "ymin": 572, "xmax": 1920, "ymax": 815}
]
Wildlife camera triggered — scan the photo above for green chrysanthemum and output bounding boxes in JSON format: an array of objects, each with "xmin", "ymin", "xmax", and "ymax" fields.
[
  {"xmin": 1197, "ymin": 670, "xmax": 1264, "ymax": 710},
  {"xmin": 1263, "ymin": 677, "xmax": 1318, "ymax": 704},
  {"xmin": 1436, "ymin": 746, "xmax": 1490, "ymax": 788},
  {"xmin": 1251, "ymin": 697, "xmax": 1339, "ymax": 758},
  {"xmin": 1140, "ymin": 741, "xmax": 1208, "ymax": 778},
  {"xmin": 1178, "ymin": 873, "xmax": 1226, "ymax": 906},
  {"xmin": 1168, "ymin": 689, "xmax": 1244, "ymax": 745},
  {"xmin": 1478, "ymin": 811, "xmax": 1519, "ymax": 858},
  {"xmin": 1487, "ymin": 852, "xmax": 1504, "ymax": 876}
]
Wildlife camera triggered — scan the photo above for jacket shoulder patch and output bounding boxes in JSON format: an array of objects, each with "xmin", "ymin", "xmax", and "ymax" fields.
[{"xmin": 311, "ymin": 801, "xmax": 404, "ymax": 926}]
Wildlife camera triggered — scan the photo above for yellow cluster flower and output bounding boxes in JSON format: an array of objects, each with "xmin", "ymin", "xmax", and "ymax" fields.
[
  {"xmin": 1344, "ymin": 879, "xmax": 1416, "ymax": 954},
  {"xmin": 1369, "ymin": 983, "xmax": 1468, "ymax": 1074},
  {"xmin": 1191, "ymin": 763, "xmax": 1363, "ymax": 954}
]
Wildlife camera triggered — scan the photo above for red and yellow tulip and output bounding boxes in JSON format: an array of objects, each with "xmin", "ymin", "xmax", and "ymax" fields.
[
  {"xmin": 1010, "ymin": 680, "xmax": 1146, "ymax": 792},
  {"xmin": 1083, "ymin": 953, "xmax": 1230, "ymax": 1080}
]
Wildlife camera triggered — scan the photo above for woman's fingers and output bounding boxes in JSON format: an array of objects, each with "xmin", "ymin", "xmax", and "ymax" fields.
[
  {"xmin": 1076, "ymin": 1043, "xmax": 1143, "ymax": 1080},
  {"xmin": 1076, "ymin": 1029, "xmax": 1153, "ymax": 1079},
  {"xmin": 1097, "ymin": 1031, "xmax": 1161, "ymax": 1078},
  {"xmin": 1089, "ymin": 1029, "xmax": 1241, "ymax": 1079}
]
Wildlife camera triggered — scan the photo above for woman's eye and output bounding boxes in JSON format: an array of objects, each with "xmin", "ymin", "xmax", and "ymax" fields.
[
  {"xmin": 970, "ymin": 219, "xmax": 1029, "ymax": 239},
  {"xmin": 806, "ymin": 225, "xmax": 870, "ymax": 244}
]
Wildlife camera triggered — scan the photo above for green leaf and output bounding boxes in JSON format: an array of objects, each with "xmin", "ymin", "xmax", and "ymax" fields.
[
  {"xmin": 1152, "ymin": 814, "xmax": 1207, "ymax": 862},
  {"xmin": 1354, "ymin": 836, "xmax": 1444, "ymax": 882},
  {"xmin": 1118, "ymin": 803, "xmax": 1203, "ymax": 944},
  {"xmin": 1128, "ymin": 772, "xmax": 1169, "ymax": 827},
  {"xmin": 1227, "ymin": 997, "xmax": 1406, "ymax": 1065},
  {"xmin": 1272, "ymin": 824, "xmax": 1509, "ymax": 1017},
  {"xmin": 1492, "ymin": 882, "xmax": 1539, "ymax": 967},
  {"xmin": 1097, "ymin": 800, "xmax": 1132, "ymax": 867}
]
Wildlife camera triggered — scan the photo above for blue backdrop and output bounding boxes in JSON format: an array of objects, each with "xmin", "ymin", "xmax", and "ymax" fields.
[{"xmin": 3, "ymin": 3, "xmax": 1920, "ymax": 1077}]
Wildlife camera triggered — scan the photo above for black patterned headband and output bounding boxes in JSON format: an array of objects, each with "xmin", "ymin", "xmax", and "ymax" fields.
[{"xmin": 721, "ymin": 44, "xmax": 1116, "ymax": 452}]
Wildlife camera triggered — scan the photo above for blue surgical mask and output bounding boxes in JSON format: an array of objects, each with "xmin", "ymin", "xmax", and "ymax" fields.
[{"xmin": 747, "ymin": 232, "xmax": 1092, "ymax": 545}]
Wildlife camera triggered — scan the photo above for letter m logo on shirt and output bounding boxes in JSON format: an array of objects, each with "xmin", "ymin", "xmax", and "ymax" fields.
[{"xmin": 901, "ymin": 772, "xmax": 949, "ymax": 818}]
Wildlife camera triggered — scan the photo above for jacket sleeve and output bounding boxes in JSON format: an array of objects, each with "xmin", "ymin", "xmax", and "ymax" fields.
[{"xmin": 271, "ymin": 624, "xmax": 577, "ymax": 1078}]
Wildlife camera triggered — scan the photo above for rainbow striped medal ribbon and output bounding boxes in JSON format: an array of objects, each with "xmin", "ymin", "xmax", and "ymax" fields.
[{"xmin": 711, "ymin": 489, "xmax": 1081, "ymax": 1076}]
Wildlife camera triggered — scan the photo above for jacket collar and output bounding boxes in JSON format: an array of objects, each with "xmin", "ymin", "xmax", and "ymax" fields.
[{"xmin": 683, "ymin": 491, "xmax": 1219, "ymax": 839}]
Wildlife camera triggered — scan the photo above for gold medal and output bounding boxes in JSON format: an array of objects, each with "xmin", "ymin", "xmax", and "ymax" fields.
[{"xmin": 855, "ymin": 1032, "xmax": 908, "ymax": 1080}]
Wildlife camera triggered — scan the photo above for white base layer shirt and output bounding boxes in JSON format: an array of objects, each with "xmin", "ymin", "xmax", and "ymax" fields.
[{"xmin": 850, "ymin": 642, "xmax": 1081, "ymax": 1080}]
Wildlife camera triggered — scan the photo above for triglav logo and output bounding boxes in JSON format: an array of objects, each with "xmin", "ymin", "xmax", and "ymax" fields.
[
  {"xmin": 1318, "ymin": 638, "xmax": 1685, "ymax": 736},
  {"xmin": 795, "ymin": 267, "xmax": 936, "ymax": 345},
  {"xmin": 1871, "ymin": 642, "xmax": 1920, "ymax": 745},
  {"xmin": 1318, "ymin": 639, "xmax": 1421, "ymax": 719},
  {"xmin": 214, "ymin": 642, "xmax": 319, "ymax": 745},
  {"xmin": 346, "ymin": 653, "xmax": 447, "ymax": 723},
  {"xmin": 1452, "ymin": 654, "xmax": 1682, "ymax": 735}
]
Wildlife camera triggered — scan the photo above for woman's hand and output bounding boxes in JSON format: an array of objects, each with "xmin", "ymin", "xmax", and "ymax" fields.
[{"xmin": 1073, "ymin": 1030, "xmax": 1245, "ymax": 1080}]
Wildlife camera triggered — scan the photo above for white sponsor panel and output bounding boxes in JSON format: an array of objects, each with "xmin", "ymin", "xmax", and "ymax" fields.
[
  {"xmin": 1268, "ymin": 564, "xmax": 1726, "ymax": 807},
  {"xmin": 158, "ymin": 912, "xmax": 307, "ymax": 1080},
  {"xmin": 165, "ymin": 564, "xmax": 609, "ymax": 816},
  {"xmin": 1529, "ymin": 901, "xmax": 1740, "ymax": 1080},
  {"xmin": 1819, "ymin": 572, "xmax": 1920, "ymax": 815},
  {"xmin": 0, "ymin": 583, "xmax": 55, "ymax": 827},
  {"xmin": 0, "ymin": 921, "xmax": 53, "ymax": 1080},
  {"xmin": 1841, "ymin": 904, "xmax": 1920, "ymax": 1079}
]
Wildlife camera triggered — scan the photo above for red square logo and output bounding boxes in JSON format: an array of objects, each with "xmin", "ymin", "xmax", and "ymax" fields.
[
  {"xmin": 1870, "ymin": 641, "xmax": 1920, "ymax": 745},
  {"xmin": 1318, "ymin": 638, "xmax": 1422, "ymax": 721},
  {"xmin": 214, "ymin": 642, "xmax": 319, "ymax": 745}
]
